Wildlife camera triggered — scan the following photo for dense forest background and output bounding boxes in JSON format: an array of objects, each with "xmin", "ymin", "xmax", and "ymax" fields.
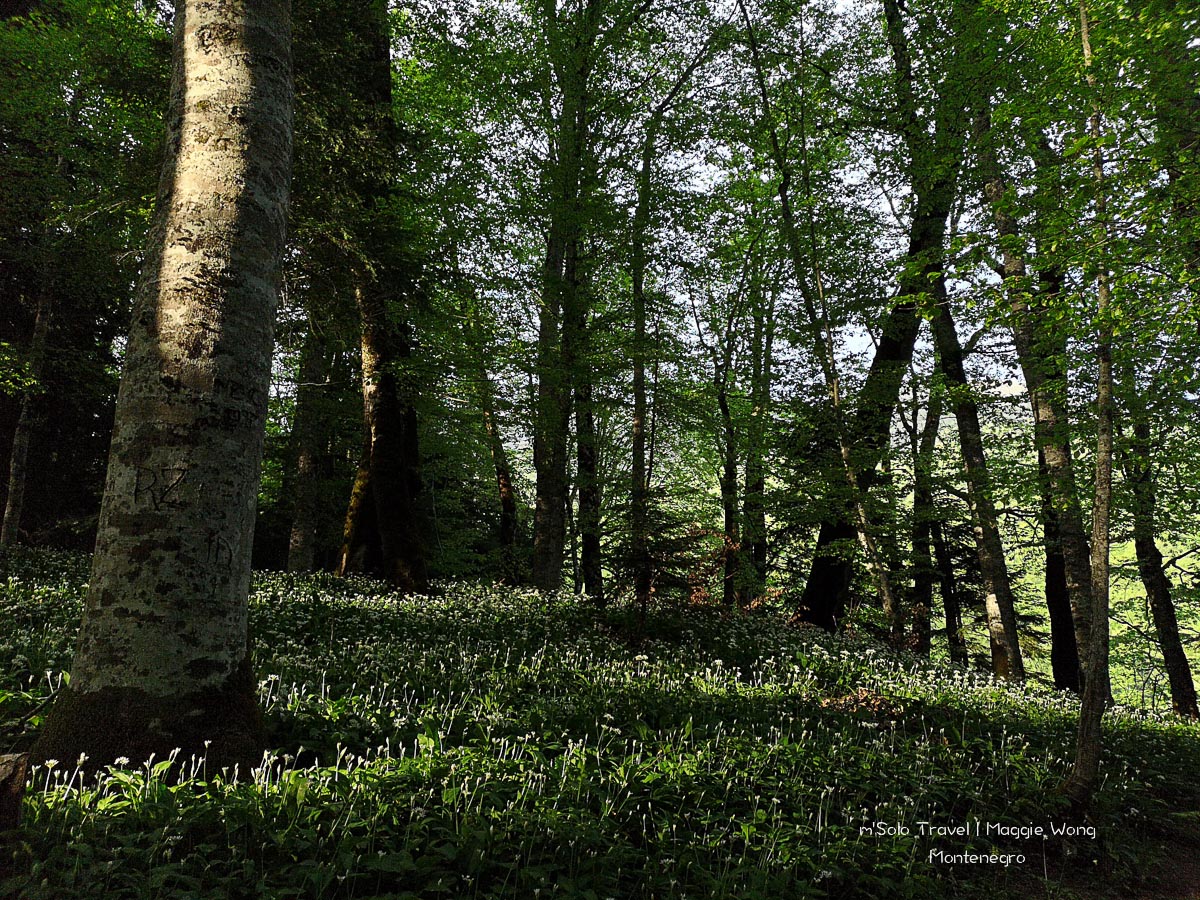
[{"xmin": 2, "ymin": 0, "xmax": 1198, "ymax": 711}]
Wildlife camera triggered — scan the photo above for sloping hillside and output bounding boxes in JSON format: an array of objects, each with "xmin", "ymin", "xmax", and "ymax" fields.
[{"xmin": 2, "ymin": 551, "xmax": 1199, "ymax": 899}]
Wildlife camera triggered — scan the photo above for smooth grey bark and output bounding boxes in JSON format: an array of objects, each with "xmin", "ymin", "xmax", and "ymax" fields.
[{"xmin": 32, "ymin": 0, "xmax": 293, "ymax": 772}]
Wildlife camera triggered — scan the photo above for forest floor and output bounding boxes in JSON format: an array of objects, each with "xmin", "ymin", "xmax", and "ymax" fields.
[{"xmin": 2, "ymin": 549, "xmax": 1200, "ymax": 899}]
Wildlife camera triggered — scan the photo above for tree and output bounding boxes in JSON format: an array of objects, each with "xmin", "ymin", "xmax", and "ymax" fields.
[
  {"xmin": 32, "ymin": 0, "xmax": 293, "ymax": 771},
  {"xmin": 531, "ymin": 0, "xmax": 604, "ymax": 592},
  {"xmin": 0, "ymin": 0, "xmax": 167, "ymax": 549},
  {"xmin": 330, "ymin": 0, "xmax": 430, "ymax": 592}
]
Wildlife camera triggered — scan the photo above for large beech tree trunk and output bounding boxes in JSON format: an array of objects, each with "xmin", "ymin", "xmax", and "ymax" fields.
[{"xmin": 32, "ymin": 0, "xmax": 292, "ymax": 772}]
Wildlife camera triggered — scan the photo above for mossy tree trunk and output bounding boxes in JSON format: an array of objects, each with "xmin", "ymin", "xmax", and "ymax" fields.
[{"xmin": 32, "ymin": 0, "xmax": 292, "ymax": 772}]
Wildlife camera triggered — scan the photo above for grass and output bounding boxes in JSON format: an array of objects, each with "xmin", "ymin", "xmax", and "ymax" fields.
[{"xmin": 2, "ymin": 548, "xmax": 1200, "ymax": 899}]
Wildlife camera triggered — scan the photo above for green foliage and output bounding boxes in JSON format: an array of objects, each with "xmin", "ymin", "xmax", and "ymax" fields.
[
  {"xmin": 0, "ymin": 0, "xmax": 168, "ymax": 545},
  {"xmin": 3, "ymin": 550, "xmax": 1200, "ymax": 898}
]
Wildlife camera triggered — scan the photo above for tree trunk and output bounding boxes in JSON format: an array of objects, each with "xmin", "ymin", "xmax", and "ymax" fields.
[
  {"xmin": 910, "ymin": 386, "xmax": 942, "ymax": 657},
  {"xmin": 336, "ymin": 443, "xmax": 373, "ymax": 578},
  {"xmin": 795, "ymin": 0, "xmax": 969, "ymax": 631},
  {"xmin": 1, "ymin": 292, "xmax": 50, "ymax": 546},
  {"xmin": 481, "ymin": 385, "xmax": 520, "ymax": 584},
  {"xmin": 931, "ymin": 302, "xmax": 1024, "ymax": 680},
  {"xmin": 931, "ymin": 519, "xmax": 969, "ymax": 665},
  {"xmin": 976, "ymin": 109, "xmax": 1094, "ymax": 684},
  {"xmin": 738, "ymin": 0, "xmax": 909, "ymax": 632},
  {"xmin": 717, "ymin": 376, "xmax": 740, "ymax": 606},
  {"xmin": 1121, "ymin": 400, "xmax": 1199, "ymax": 717},
  {"xmin": 454, "ymin": 249, "xmax": 521, "ymax": 584},
  {"xmin": 334, "ymin": 0, "xmax": 429, "ymax": 592},
  {"xmin": 575, "ymin": 373, "xmax": 603, "ymax": 603},
  {"xmin": 32, "ymin": 0, "xmax": 292, "ymax": 772},
  {"xmin": 532, "ymin": 223, "xmax": 572, "ymax": 590},
  {"xmin": 627, "ymin": 35, "xmax": 714, "ymax": 613},
  {"xmin": 631, "ymin": 136, "xmax": 654, "ymax": 614},
  {"xmin": 531, "ymin": 0, "xmax": 600, "ymax": 592},
  {"xmin": 354, "ymin": 282, "xmax": 428, "ymax": 592},
  {"xmin": 1065, "ymin": 4, "xmax": 1114, "ymax": 811},
  {"xmin": 1040, "ymin": 456, "xmax": 1081, "ymax": 691},
  {"xmin": 744, "ymin": 271, "xmax": 775, "ymax": 590},
  {"xmin": 287, "ymin": 324, "xmax": 329, "ymax": 572},
  {"xmin": 1, "ymin": 87, "xmax": 78, "ymax": 546}
]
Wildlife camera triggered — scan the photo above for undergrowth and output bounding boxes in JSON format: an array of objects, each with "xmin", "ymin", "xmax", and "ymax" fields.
[{"xmin": 2, "ymin": 549, "xmax": 1199, "ymax": 899}]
